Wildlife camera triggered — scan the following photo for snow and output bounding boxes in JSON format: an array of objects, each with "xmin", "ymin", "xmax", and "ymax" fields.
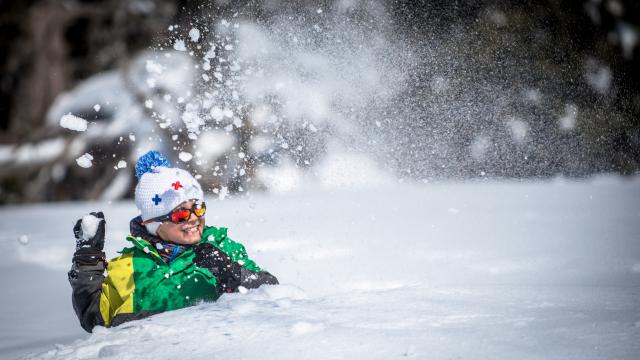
[
  {"xmin": 181, "ymin": 104, "xmax": 205, "ymax": 137},
  {"xmin": 470, "ymin": 135, "xmax": 491, "ymax": 160},
  {"xmin": 204, "ymin": 46, "xmax": 216, "ymax": 59},
  {"xmin": 255, "ymin": 160, "xmax": 304, "ymax": 193},
  {"xmin": 585, "ymin": 64, "xmax": 612, "ymax": 95},
  {"xmin": 233, "ymin": 15, "xmax": 408, "ymax": 128},
  {"xmin": 2, "ymin": 176, "xmax": 639, "ymax": 359},
  {"xmin": 47, "ymin": 50, "xmax": 194, "ymax": 152},
  {"xmin": 75, "ymin": 153, "xmax": 93, "ymax": 168},
  {"xmin": 606, "ymin": 0, "xmax": 623, "ymax": 16},
  {"xmin": 178, "ymin": 152, "xmax": 193, "ymax": 162},
  {"xmin": 17, "ymin": 234, "xmax": 29, "ymax": 246},
  {"xmin": 59, "ymin": 114, "xmax": 88, "ymax": 132},
  {"xmin": 506, "ymin": 117, "xmax": 528, "ymax": 144},
  {"xmin": 488, "ymin": 9, "xmax": 508, "ymax": 27},
  {"xmin": 558, "ymin": 104, "xmax": 578, "ymax": 131},
  {"xmin": 209, "ymin": 107, "xmax": 233, "ymax": 122},
  {"xmin": 10, "ymin": 138, "xmax": 66, "ymax": 166},
  {"xmin": 430, "ymin": 75, "xmax": 450, "ymax": 94},
  {"xmin": 80, "ymin": 214, "xmax": 100, "ymax": 241},
  {"xmin": 189, "ymin": 28, "xmax": 201, "ymax": 42},
  {"xmin": 145, "ymin": 60, "xmax": 163, "ymax": 75},
  {"xmin": 0, "ymin": 145, "xmax": 14, "ymax": 164},
  {"xmin": 217, "ymin": 186, "xmax": 229, "ymax": 201},
  {"xmin": 311, "ymin": 147, "xmax": 394, "ymax": 189},
  {"xmin": 195, "ymin": 131, "xmax": 234, "ymax": 160},
  {"xmin": 618, "ymin": 22, "xmax": 638, "ymax": 59},
  {"xmin": 173, "ymin": 39, "xmax": 187, "ymax": 51},
  {"xmin": 47, "ymin": 71, "xmax": 131, "ymax": 130},
  {"xmin": 249, "ymin": 135, "xmax": 272, "ymax": 154},
  {"xmin": 210, "ymin": 107, "xmax": 224, "ymax": 121},
  {"xmin": 524, "ymin": 88, "xmax": 542, "ymax": 104}
]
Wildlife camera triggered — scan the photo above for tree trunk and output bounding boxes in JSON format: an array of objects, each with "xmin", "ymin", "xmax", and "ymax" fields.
[{"xmin": 9, "ymin": 0, "xmax": 70, "ymax": 139}]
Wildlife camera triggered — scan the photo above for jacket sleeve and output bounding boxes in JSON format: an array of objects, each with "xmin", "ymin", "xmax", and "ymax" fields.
[
  {"xmin": 68, "ymin": 247, "xmax": 106, "ymax": 332},
  {"xmin": 223, "ymin": 237, "xmax": 280, "ymax": 289}
]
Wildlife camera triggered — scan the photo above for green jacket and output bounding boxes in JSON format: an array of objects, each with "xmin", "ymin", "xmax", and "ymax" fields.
[{"xmin": 69, "ymin": 226, "xmax": 278, "ymax": 332}]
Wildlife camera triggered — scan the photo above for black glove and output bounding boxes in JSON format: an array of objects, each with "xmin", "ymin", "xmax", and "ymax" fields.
[
  {"xmin": 193, "ymin": 243, "xmax": 242, "ymax": 294},
  {"xmin": 73, "ymin": 211, "xmax": 106, "ymax": 251},
  {"xmin": 70, "ymin": 212, "xmax": 106, "ymax": 271}
]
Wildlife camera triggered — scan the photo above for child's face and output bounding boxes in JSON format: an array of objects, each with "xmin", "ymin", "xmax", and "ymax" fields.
[{"xmin": 156, "ymin": 200, "xmax": 204, "ymax": 245}]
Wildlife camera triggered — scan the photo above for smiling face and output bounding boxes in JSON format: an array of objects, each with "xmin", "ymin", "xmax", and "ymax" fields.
[{"xmin": 156, "ymin": 200, "xmax": 205, "ymax": 245}]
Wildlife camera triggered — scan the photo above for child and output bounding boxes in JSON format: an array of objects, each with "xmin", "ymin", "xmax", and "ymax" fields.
[{"xmin": 68, "ymin": 151, "xmax": 278, "ymax": 332}]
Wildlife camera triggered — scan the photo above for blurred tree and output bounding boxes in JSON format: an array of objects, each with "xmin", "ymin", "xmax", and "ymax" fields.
[
  {"xmin": 0, "ymin": 0, "xmax": 176, "ymax": 140},
  {"xmin": 0, "ymin": 0, "xmax": 177, "ymax": 203}
]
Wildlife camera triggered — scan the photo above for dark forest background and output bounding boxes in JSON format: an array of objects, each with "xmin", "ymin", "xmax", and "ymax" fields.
[{"xmin": 0, "ymin": 0, "xmax": 639, "ymax": 203}]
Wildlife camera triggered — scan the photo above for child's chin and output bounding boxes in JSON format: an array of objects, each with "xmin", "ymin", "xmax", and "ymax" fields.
[
  {"xmin": 178, "ymin": 229, "xmax": 202, "ymax": 243},
  {"xmin": 172, "ymin": 234, "xmax": 200, "ymax": 245},
  {"xmin": 181, "ymin": 236, "xmax": 200, "ymax": 244}
]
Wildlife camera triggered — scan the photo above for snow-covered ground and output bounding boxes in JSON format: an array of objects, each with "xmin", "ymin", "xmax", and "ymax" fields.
[{"xmin": 1, "ymin": 176, "xmax": 639, "ymax": 359}]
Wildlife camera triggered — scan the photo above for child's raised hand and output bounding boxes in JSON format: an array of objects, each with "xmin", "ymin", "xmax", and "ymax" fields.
[{"xmin": 73, "ymin": 212, "xmax": 106, "ymax": 250}]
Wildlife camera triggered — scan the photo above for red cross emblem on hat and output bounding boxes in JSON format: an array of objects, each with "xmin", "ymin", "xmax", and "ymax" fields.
[{"xmin": 171, "ymin": 181, "xmax": 183, "ymax": 190}]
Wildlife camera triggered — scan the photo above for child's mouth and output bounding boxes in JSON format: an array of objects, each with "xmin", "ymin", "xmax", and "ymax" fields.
[{"xmin": 182, "ymin": 223, "xmax": 200, "ymax": 234}]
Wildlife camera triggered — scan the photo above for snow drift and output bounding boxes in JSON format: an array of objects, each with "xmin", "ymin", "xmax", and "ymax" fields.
[{"xmin": 0, "ymin": 175, "xmax": 638, "ymax": 359}]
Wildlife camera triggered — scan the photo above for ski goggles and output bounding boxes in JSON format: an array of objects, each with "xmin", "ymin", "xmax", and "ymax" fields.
[{"xmin": 142, "ymin": 201, "xmax": 206, "ymax": 225}]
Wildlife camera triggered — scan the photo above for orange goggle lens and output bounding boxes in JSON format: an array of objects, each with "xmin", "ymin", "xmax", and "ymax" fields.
[
  {"xmin": 170, "ymin": 209, "xmax": 191, "ymax": 222},
  {"xmin": 168, "ymin": 203, "xmax": 206, "ymax": 223},
  {"xmin": 142, "ymin": 202, "xmax": 206, "ymax": 225}
]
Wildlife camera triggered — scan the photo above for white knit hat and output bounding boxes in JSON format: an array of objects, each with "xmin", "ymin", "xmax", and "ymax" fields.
[{"xmin": 134, "ymin": 151, "xmax": 204, "ymax": 234}]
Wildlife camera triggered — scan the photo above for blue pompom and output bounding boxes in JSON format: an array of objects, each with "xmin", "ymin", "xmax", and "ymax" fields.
[{"xmin": 135, "ymin": 151, "xmax": 172, "ymax": 179}]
